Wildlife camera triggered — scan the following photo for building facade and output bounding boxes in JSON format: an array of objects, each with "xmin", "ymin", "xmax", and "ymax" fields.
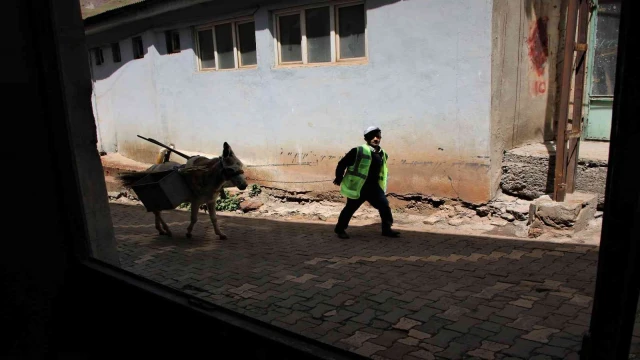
[{"xmin": 86, "ymin": 0, "xmax": 587, "ymax": 204}]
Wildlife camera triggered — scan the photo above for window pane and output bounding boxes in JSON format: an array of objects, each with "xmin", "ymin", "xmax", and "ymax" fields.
[
  {"xmin": 305, "ymin": 7, "xmax": 331, "ymax": 63},
  {"xmin": 198, "ymin": 30, "xmax": 215, "ymax": 69},
  {"xmin": 172, "ymin": 32, "xmax": 181, "ymax": 52},
  {"xmin": 165, "ymin": 31, "xmax": 180, "ymax": 53},
  {"xmin": 132, "ymin": 36, "xmax": 144, "ymax": 59},
  {"xmin": 94, "ymin": 49, "xmax": 103, "ymax": 65},
  {"xmin": 279, "ymin": 14, "xmax": 302, "ymax": 62},
  {"xmin": 591, "ymin": 3, "xmax": 620, "ymax": 96},
  {"xmin": 338, "ymin": 4, "xmax": 366, "ymax": 59},
  {"xmin": 237, "ymin": 22, "xmax": 257, "ymax": 66},
  {"xmin": 215, "ymin": 23, "xmax": 235, "ymax": 69}
]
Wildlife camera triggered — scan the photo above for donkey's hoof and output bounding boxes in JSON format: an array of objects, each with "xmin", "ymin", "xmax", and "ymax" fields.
[
  {"xmin": 219, "ymin": 234, "xmax": 228, "ymax": 240},
  {"xmin": 186, "ymin": 233, "xmax": 192, "ymax": 239},
  {"xmin": 158, "ymin": 231, "xmax": 166, "ymax": 235}
]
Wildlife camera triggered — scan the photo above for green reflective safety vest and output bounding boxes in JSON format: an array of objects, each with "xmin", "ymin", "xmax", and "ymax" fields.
[{"xmin": 340, "ymin": 144, "xmax": 389, "ymax": 199}]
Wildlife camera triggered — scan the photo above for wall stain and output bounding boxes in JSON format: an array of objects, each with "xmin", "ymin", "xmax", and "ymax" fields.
[{"xmin": 528, "ymin": 16, "xmax": 549, "ymax": 77}]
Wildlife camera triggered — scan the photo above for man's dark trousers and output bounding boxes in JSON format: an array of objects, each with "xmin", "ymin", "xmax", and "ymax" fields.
[{"xmin": 335, "ymin": 182, "xmax": 393, "ymax": 232}]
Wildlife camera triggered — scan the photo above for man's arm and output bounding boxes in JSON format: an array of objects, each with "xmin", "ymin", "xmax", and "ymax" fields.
[{"xmin": 334, "ymin": 148, "xmax": 357, "ymax": 185}]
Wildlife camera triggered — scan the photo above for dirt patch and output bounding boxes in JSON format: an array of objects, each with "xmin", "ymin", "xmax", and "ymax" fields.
[
  {"xmin": 108, "ymin": 186, "xmax": 602, "ymax": 246},
  {"xmin": 101, "ymin": 152, "xmax": 150, "ymax": 171},
  {"xmin": 388, "ymin": 196, "xmax": 409, "ymax": 210}
]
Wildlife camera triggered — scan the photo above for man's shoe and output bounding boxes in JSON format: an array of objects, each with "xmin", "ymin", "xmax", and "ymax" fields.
[
  {"xmin": 382, "ymin": 229, "xmax": 400, "ymax": 238},
  {"xmin": 335, "ymin": 229, "xmax": 350, "ymax": 239}
]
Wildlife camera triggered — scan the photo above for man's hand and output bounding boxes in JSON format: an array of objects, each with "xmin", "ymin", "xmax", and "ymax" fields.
[{"xmin": 333, "ymin": 177, "xmax": 342, "ymax": 186}]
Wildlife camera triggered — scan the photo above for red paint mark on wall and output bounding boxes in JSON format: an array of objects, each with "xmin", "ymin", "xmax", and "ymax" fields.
[
  {"xmin": 533, "ymin": 79, "xmax": 547, "ymax": 95},
  {"xmin": 528, "ymin": 16, "xmax": 549, "ymax": 77}
]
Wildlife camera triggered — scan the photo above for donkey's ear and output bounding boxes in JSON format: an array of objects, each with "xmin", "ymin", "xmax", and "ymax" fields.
[{"xmin": 223, "ymin": 142, "xmax": 232, "ymax": 158}]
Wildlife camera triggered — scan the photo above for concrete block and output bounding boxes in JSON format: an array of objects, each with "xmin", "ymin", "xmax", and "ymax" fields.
[
  {"xmin": 528, "ymin": 192, "xmax": 597, "ymax": 234},
  {"xmin": 500, "ymin": 143, "xmax": 608, "ymax": 209}
]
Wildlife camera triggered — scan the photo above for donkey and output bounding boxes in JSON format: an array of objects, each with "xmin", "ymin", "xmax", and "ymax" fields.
[{"xmin": 118, "ymin": 142, "xmax": 247, "ymax": 239}]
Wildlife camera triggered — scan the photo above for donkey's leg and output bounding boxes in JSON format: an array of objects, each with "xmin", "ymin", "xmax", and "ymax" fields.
[
  {"xmin": 153, "ymin": 211, "xmax": 165, "ymax": 235},
  {"xmin": 186, "ymin": 202, "xmax": 199, "ymax": 238},
  {"xmin": 154, "ymin": 211, "xmax": 172, "ymax": 236},
  {"xmin": 206, "ymin": 200, "xmax": 227, "ymax": 240}
]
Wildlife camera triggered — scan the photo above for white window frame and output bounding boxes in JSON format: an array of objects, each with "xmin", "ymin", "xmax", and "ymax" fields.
[
  {"xmin": 274, "ymin": 9, "xmax": 306, "ymax": 65},
  {"xmin": 335, "ymin": 2, "xmax": 368, "ymax": 62},
  {"xmin": 195, "ymin": 17, "xmax": 257, "ymax": 71},
  {"xmin": 235, "ymin": 20, "xmax": 258, "ymax": 68},
  {"xmin": 273, "ymin": 0, "xmax": 366, "ymax": 67}
]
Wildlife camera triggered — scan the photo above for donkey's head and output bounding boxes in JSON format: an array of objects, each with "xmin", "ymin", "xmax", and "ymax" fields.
[{"xmin": 220, "ymin": 142, "xmax": 247, "ymax": 190}]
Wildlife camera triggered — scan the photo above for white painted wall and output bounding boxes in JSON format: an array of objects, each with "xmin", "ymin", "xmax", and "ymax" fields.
[{"xmin": 90, "ymin": 0, "xmax": 494, "ymax": 202}]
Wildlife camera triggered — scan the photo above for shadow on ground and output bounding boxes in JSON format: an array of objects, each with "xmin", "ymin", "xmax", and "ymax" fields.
[{"xmin": 109, "ymin": 203, "xmax": 638, "ymax": 360}]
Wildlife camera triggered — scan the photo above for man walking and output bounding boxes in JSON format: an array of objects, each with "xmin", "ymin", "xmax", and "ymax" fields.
[{"xmin": 333, "ymin": 126, "xmax": 400, "ymax": 239}]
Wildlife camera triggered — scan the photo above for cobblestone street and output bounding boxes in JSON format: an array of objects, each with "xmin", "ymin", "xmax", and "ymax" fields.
[{"xmin": 111, "ymin": 203, "xmax": 639, "ymax": 359}]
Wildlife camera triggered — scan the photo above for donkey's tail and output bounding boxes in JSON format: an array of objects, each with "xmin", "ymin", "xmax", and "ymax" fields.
[
  {"xmin": 117, "ymin": 171, "xmax": 149, "ymax": 188},
  {"xmin": 155, "ymin": 143, "xmax": 176, "ymax": 164}
]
